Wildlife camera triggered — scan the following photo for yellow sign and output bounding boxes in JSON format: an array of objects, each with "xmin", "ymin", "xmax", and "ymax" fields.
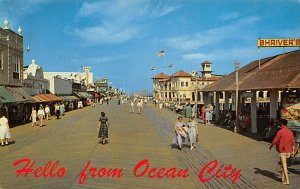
[{"xmin": 257, "ymin": 38, "xmax": 300, "ymax": 47}]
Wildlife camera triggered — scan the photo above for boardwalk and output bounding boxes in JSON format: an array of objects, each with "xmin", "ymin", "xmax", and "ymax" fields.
[{"xmin": 0, "ymin": 101, "xmax": 299, "ymax": 189}]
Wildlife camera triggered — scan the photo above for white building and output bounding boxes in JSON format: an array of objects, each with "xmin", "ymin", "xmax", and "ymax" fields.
[
  {"xmin": 43, "ymin": 67, "xmax": 94, "ymax": 92},
  {"xmin": 43, "ymin": 74, "xmax": 72, "ymax": 95},
  {"xmin": 23, "ymin": 60, "xmax": 48, "ymax": 95}
]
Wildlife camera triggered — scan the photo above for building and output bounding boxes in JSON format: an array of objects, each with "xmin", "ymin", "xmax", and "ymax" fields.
[
  {"xmin": 43, "ymin": 74, "xmax": 72, "ymax": 96},
  {"xmin": 201, "ymin": 49, "xmax": 300, "ymax": 133},
  {"xmin": 152, "ymin": 61, "xmax": 223, "ymax": 105},
  {"xmin": 0, "ymin": 18, "xmax": 23, "ymax": 87},
  {"xmin": 23, "ymin": 59, "xmax": 48, "ymax": 95},
  {"xmin": 43, "ymin": 70, "xmax": 91, "ymax": 92}
]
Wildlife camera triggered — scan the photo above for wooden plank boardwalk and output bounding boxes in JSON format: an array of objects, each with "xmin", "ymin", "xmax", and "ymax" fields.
[
  {"xmin": 0, "ymin": 101, "xmax": 299, "ymax": 188},
  {"xmin": 145, "ymin": 106, "xmax": 257, "ymax": 189}
]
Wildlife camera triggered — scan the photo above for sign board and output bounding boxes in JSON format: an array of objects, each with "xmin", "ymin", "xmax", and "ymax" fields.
[
  {"xmin": 257, "ymin": 38, "xmax": 300, "ymax": 47},
  {"xmin": 242, "ymin": 92, "xmax": 253, "ymax": 98}
]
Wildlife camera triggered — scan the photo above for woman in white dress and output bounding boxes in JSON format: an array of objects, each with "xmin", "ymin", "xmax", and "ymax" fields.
[
  {"xmin": 173, "ymin": 116, "xmax": 186, "ymax": 151},
  {"xmin": 0, "ymin": 113, "xmax": 10, "ymax": 147},
  {"xmin": 188, "ymin": 117, "xmax": 199, "ymax": 150},
  {"xmin": 30, "ymin": 107, "xmax": 37, "ymax": 127}
]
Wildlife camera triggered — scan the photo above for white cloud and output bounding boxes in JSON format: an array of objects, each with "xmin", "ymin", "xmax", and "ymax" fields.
[
  {"xmin": 181, "ymin": 53, "xmax": 211, "ymax": 61},
  {"xmin": 219, "ymin": 12, "xmax": 240, "ymax": 21},
  {"xmin": 75, "ymin": 24, "xmax": 139, "ymax": 44},
  {"xmin": 163, "ymin": 16, "xmax": 260, "ymax": 51},
  {"xmin": 75, "ymin": 0, "xmax": 181, "ymax": 44},
  {"xmin": 152, "ymin": 3, "xmax": 180, "ymax": 17}
]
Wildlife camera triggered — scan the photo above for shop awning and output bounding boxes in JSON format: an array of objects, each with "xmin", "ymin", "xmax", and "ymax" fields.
[
  {"xmin": 32, "ymin": 94, "xmax": 63, "ymax": 102},
  {"xmin": 0, "ymin": 86, "xmax": 17, "ymax": 104},
  {"xmin": 62, "ymin": 96, "xmax": 73, "ymax": 101},
  {"xmin": 74, "ymin": 91, "xmax": 92, "ymax": 99},
  {"xmin": 6, "ymin": 87, "xmax": 35, "ymax": 103},
  {"xmin": 70, "ymin": 96, "xmax": 79, "ymax": 100}
]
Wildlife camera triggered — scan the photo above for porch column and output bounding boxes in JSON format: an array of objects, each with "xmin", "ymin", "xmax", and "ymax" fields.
[
  {"xmin": 224, "ymin": 91, "xmax": 230, "ymax": 111},
  {"xmin": 203, "ymin": 92, "xmax": 209, "ymax": 106},
  {"xmin": 251, "ymin": 91, "xmax": 257, "ymax": 133},
  {"xmin": 269, "ymin": 90, "xmax": 278, "ymax": 119},
  {"xmin": 215, "ymin": 92, "xmax": 220, "ymax": 122}
]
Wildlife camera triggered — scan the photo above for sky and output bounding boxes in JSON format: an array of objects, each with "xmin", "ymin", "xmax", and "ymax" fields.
[{"xmin": 1, "ymin": 0, "xmax": 300, "ymax": 94}]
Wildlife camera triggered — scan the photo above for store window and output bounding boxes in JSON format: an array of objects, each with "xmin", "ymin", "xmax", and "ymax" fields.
[{"xmin": 12, "ymin": 55, "xmax": 20, "ymax": 79}]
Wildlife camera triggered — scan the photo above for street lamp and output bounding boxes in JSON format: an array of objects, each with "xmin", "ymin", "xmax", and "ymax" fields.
[{"xmin": 234, "ymin": 62, "xmax": 240, "ymax": 133}]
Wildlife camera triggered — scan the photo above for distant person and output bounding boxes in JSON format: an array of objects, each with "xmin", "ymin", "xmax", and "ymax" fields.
[
  {"xmin": 0, "ymin": 113, "xmax": 10, "ymax": 147},
  {"xmin": 205, "ymin": 105, "xmax": 211, "ymax": 124},
  {"xmin": 137, "ymin": 100, "xmax": 143, "ymax": 114},
  {"xmin": 269, "ymin": 119, "xmax": 295, "ymax": 185},
  {"xmin": 130, "ymin": 101, "xmax": 135, "ymax": 113},
  {"xmin": 37, "ymin": 106, "xmax": 45, "ymax": 127},
  {"xmin": 97, "ymin": 112, "xmax": 110, "ymax": 144},
  {"xmin": 45, "ymin": 105, "xmax": 50, "ymax": 120},
  {"xmin": 55, "ymin": 103, "xmax": 60, "ymax": 119},
  {"xmin": 188, "ymin": 117, "xmax": 199, "ymax": 150},
  {"xmin": 159, "ymin": 102, "xmax": 163, "ymax": 113},
  {"xmin": 30, "ymin": 107, "xmax": 37, "ymax": 127},
  {"xmin": 201, "ymin": 106, "xmax": 206, "ymax": 124}
]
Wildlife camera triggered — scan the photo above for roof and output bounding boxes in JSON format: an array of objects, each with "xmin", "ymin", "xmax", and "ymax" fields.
[
  {"xmin": 201, "ymin": 49, "xmax": 300, "ymax": 92},
  {"xmin": 33, "ymin": 94, "xmax": 63, "ymax": 102},
  {"xmin": 172, "ymin": 70, "xmax": 191, "ymax": 77},
  {"xmin": 0, "ymin": 86, "xmax": 17, "ymax": 104},
  {"xmin": 191, "ymin": 76, "xmax": 223, "ymax": 82},
  {"xmin": 151, "ymin": 72, "xmax": 169, "ymax": 79},
  {"xmin": 201, "ymin": 61, "xmax": 212, "ymax": 65},
  {"xmin": 6, "ymin": 87, "xmax": 35, "ymax": 103}
]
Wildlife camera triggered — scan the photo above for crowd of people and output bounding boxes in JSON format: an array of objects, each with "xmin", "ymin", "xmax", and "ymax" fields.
[{"xmin": 30, "ymin": 103, "xmax": 66, "ymax": 127}]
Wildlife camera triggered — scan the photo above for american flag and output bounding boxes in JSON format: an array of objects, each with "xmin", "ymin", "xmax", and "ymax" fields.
[{"xmin": 156, "ymin": 50, "xmax": 165, "ymax": 57}]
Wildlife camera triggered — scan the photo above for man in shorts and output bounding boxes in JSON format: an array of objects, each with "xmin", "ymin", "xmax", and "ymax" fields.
[{"xmin": 269, "ymin": 119, "xmax": 295, "ymax": 185}]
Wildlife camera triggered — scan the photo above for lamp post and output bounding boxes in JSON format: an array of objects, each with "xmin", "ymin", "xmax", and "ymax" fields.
[
  {"xmin": 194, "ymin": 71, "xmax": 201, "ymax": 120},
  {"xmin": 234, "ymin": 62, "xmax": 240, "ymax": 133}
]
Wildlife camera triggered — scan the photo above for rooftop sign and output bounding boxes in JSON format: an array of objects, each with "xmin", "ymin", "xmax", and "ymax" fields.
[{"xmin": 257, "ymin": 38, "xmax": 300, "ymax": 47}]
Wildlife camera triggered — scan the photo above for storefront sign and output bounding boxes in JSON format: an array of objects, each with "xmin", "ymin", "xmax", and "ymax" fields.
[
  {"xmin": 242, "ymin": 92, "xmax": 253, "ymax": 98},
  {"xmin": 257, "ymin": 38, "xmax": 300, "ymax": 47}
]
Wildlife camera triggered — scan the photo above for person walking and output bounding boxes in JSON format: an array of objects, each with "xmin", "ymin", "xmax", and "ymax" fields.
[
  {"xmin": 159, "ymin": 102, "xmax": 163, "ymax": 113},
  {"xmin": 0, "ymin": 113, "xmax": 10, "ymax": 147},
  {"xmin": 173, "ymin": 116, "xmax": 187, "ymax": 151},
  {"xmin": 55, "ymin": 103, "xmax": 60, "ymax": 119},
  {"xmin": 188, "ymin": 117, "xmax": 199, "ymax": 150},
  {"xmin": 137, "ymin": 100, "xmax": 143, "ymax": 114},
  {"xmin": 37, "ymin": 106, "xmax": 45, "ymax": 127},
  {"xmin": 201, "ymin": 106, "xmax": 206, "ymax": 124},
  {"xmin": 97, "ymin": 112, "xmax": 110, "ymax": 144},
  {"xmin": 205, "ymin": 105, "xmax": 211, "ymax": 124},
  {"xmin": 269, "ymin": 119, "xmax": 295, "ymax": 185},
  {"xmin": 130, "ymin": 101, "xmax": 135, "ymax": 113},
  {"xmin": 30, "ymin": 107, "xmax": 37, "ymax": 127},
  {"xmin": 45, "ymin": 105, "xmax": 50, "ymax": 120}
]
